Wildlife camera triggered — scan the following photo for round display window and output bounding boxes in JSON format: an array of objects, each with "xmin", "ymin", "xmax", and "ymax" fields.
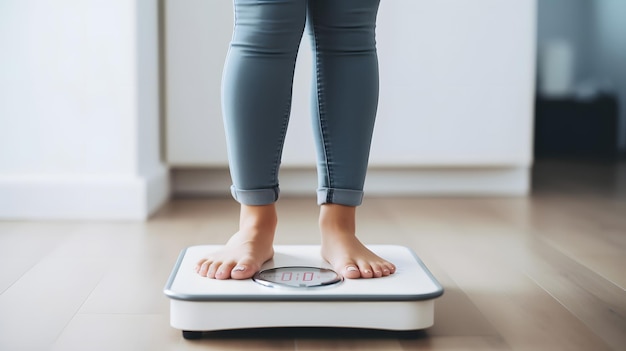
[{"xmin": 253, "ymin": 266, "xmax": 343, "ymax": 288}]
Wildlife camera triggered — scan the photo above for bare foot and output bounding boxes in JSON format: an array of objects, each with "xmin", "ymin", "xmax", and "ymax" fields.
[
  {"xmin": 319, "ymin": 204, "xmax": 396, "ymax": 279},
  {"xmin": 195, "ymin": 204, "xmax": 277, "ymax": 280}
]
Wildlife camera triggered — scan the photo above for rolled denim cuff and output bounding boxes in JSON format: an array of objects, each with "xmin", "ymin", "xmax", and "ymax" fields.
[
  {"xmin": 231, "ymin": 185, "xmax": 280, "ymax": 205},
  {"xmin": 317, "ymin": 188, "xmax": 364, "ymax": 206}
]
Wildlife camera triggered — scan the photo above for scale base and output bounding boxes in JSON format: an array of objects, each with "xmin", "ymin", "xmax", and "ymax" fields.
[{"xmin": 164, "ymin": 245, "xmax": 443, "ymax": 334}]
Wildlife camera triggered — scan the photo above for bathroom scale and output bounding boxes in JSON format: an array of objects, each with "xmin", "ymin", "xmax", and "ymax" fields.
[{"xmin": 164, "ymin": 245, "xmax": 443, "ymax": 339}]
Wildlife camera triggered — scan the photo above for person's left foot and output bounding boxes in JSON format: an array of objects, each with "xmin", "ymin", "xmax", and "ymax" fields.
[
  {"xmin": 321, "ymin": 232, "xmax": 396, "ymax": 279},
  {"xmin": 319, "ymin": 204, "xmax": 396, "ymax": 279}
]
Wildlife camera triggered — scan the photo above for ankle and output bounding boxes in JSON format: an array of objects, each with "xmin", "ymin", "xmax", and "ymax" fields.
[
  {"xmin": 238, "ymin": 204, "xmax": 278, "ymax": 235},
  {"xmin": 319, "ymin": 204, "xmax": 356, "ymax": 236}
]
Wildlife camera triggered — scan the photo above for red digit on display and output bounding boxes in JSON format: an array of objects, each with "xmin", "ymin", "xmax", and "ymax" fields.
[
  {"xmin": 281, "ymin": 272, "xmax": 292, "ymax": 281},
  {"xmin": 303, "ymin": 272, "xmax": 313, "ymax": 281}
]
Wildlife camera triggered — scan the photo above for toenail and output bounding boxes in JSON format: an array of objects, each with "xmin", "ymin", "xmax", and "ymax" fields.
[
  {"xmin": 365, "ymin": 270, "xmax": 371, "ymax": 274},
  {"xmin": 233, "ymin": 266, "xmax": 245, "ymax": 272},
  {"xmin": 346, "ymin": 266, "xmax": 358, "ymax": 272}
]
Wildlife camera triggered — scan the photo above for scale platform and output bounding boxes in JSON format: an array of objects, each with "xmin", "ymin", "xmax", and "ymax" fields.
[{"xmin": 164, "ymin": 245, "xmax": 443, "ymax": 338}]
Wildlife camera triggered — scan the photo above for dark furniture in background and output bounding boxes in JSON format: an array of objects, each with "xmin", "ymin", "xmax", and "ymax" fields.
[{"xmin": 534, "ymin": 94, "xmax": 619, "ymax": 159}]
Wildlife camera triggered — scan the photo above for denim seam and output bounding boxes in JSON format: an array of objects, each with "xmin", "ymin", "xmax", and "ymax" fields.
[
  {"xmin": 311, "ymin": 17, "xmax": 333, "ymax": 204},
  {"xmin": 270, "ymin": 96, "xmax": 291, "ymax": 188},
  {"xmin": 270, "ymin": 17, "xmax": 304, "ymax": 190}
]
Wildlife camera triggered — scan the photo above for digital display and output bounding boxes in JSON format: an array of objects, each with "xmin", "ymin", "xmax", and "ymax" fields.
[{"xmin": 253, "ymin": 266, "xmax": 342, "ymax": 288}]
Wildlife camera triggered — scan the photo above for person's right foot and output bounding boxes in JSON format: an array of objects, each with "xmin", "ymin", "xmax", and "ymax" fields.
[
  {"xmin": 195, "ymin": 204, "xmax": 277, "ymax": 280},
  {"xmin": 194, "ymin": 231, "xmax": 275, "ymax": 279}
]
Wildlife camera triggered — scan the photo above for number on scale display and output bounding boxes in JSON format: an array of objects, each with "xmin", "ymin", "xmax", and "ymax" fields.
[
  {"xmin": 278, "ymin": 271, "xmax": 315, "ymax": 282},
  {"xmin": 253, "ymin": 266, "xmax": 342, "ymax": 288}
]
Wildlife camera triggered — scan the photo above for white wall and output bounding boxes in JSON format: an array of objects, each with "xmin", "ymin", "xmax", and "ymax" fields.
[
  {"xmin": 163, "ymin": 0, "xmax": 232, "ymax": 166},
  {"xmin": 0, "ymin": 0, "xmax": 169, "ymax": 220},
  {"xmin": 372, "ymin": 0, "xmax": 535, "ymax": 166}
]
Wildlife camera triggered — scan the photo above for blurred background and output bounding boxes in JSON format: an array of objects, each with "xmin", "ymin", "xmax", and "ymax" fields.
[
  {"xmin": 1, "ymin": 2, "xmax": 625, "ymax": 350},
  {"xmin": 0, "ymin": 0, "xmax": 624, "ymax": 220}
]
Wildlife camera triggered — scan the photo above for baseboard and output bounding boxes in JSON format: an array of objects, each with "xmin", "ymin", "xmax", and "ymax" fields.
[
  {"xmin": 0, "ymin": 166, "xmax": 170, "ymax": 220},
  {"xmin": 171, "ymin": 166, "xmax": 530, "ymax": 197}
]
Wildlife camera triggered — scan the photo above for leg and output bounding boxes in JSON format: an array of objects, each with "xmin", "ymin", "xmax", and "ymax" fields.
[
  {"xmin": 223, "ymin": 0, "xmax": 306, "ymax": 203},
  {"xmin": 308, "ymin": 0, "xmax": 395, "ymax": 278},
  {"xmin": 196, "ymin": 0, "xmax": 307, "ymax": 279}
]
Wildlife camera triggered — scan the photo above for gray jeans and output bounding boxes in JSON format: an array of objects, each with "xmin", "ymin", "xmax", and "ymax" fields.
[{"xmin": 222, "ymin": 0, "xmax": 381, "ymax": 206}]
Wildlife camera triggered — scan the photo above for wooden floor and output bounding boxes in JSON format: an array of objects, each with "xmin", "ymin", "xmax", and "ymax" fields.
[{"xmin": 1, "ymin": 160, "xmax": 625, "ymax": 350}]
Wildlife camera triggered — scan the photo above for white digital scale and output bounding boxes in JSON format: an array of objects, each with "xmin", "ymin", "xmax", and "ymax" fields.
[{"xmin": 164, "ymin": 245, "xmax": 443, "ymax": 339}]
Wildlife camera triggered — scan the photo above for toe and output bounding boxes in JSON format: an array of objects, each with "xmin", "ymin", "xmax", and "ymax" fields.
[
  {"xmin": 371, "ymin": 263, "xmax": 384, "ymax": 278},
  {"xmin": 341, "ymin": 264, "xmax": 361, "ymax": 279},
  {"xmin": 358, "ymin": 263, "xmax": 374, "ymax": 279},
  {"xmin": 229, "ymin": 265, "xmax": 248, "ymax": 279},
  {"xmin": 214, "ymin": 262, "xmax": 235, "ymax": 279},
  {"xmin": 230, "ymin": 259, "xmax": 258, "ymax": 280},
  {"xmin": 207, "ymin": 262, "xmax": 222, "ymax": 279},
  {"xmin": 194, "ymin": 259, "xmax": 205, "ymax": 273},
  {"xmin": 199, "ymin": 260, "xmax": 212, "ymax": 277},
  {"xmin": 385, "ymin": 262, "xmax": 397, "ymax": 274}
]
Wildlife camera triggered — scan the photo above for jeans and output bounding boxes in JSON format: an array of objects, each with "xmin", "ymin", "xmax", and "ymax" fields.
[{"xmin": 222, "ymin": 0, "xmax": 381, "ymax": 206}]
